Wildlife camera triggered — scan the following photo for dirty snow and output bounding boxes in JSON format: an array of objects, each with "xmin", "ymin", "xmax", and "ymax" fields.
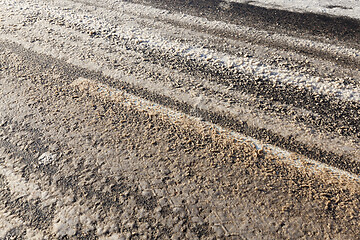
[{"xmin": 229, "ymin": 0, "xmax": 360, "ymax": 19}]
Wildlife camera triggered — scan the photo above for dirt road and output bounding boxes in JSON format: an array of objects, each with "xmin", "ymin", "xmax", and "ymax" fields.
[{"xmin": 0, "ymin": 0, "xmax": 359, "ymax": 239}]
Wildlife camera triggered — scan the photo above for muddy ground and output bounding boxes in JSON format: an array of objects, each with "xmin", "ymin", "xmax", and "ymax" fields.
[{"xmin": 0, "ymin": 0, "xmax": 360, "ymax": 239}]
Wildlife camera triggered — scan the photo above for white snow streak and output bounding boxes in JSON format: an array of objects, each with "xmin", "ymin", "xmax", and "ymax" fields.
[
  {"xmin": 1, "ymin": 0, "xmax": 359, "ymax": 102},
  {"xmin": 228, "ymin": 0, "xmax": 360, "ymax": 20}
]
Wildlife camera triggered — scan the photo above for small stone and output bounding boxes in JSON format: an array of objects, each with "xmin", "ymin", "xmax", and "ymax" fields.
[
  {"xmin": 118, "ymin": 195, "xmax": 125, "ymax": 204},
  {"xmin": 0, "ymin": 120, "xmax": 6, "ymax": 127},
  {"xmin": 139, "ymin": 181, "xmax": 150, "ymax": 190},
  {"xmin": 125, "ymin": 221, "xmax": 135, "ymax": 229},
  {"xmin": 142, "ymin": 190, "xmax": 153, "ymax": 197},
  {"xmin": 155, "ymin": 206, "xmax": 162, "ymax": 213},
  {"xmin": 159, "ymin": 198, "xmax": 169, "ymax": 206},
  {"xmin": 154, "ymin": 188, "xmax": 166, "ymax": 197},
  {"xmin": 173, "ymin": 207, "xmax": 185, "ymax": 216},
  {"xmin": 137, "ymin": 208, "xmax": 148, "ymax": 219}
]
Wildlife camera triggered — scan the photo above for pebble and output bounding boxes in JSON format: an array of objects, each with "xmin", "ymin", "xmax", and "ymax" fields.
[
  {"xmin": 139, "ymin": 180, "xmax": 150, "ymax": 190},
  {"xmin": 173, "ymin": 207, "xmax": 186, "ymax": 217},
  {"xmin": 141, "ymin": 189, "xmax": 153, "ymax": 197},
  {"xmin": 159, "ymin": 198, "xmax": 169, "ymax": 206},
  {"xmin": 154, "ymin": 188, "xmax": 166, "ymax": 197},
  {"xmin": 155, "ymin": 206, "xmax": 162, "ymax": 213}
]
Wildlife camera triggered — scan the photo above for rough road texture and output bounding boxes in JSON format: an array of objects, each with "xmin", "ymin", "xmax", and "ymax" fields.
[{"xmin": 0, "ymin": 0, "xmax": 359, "ymax": 239}]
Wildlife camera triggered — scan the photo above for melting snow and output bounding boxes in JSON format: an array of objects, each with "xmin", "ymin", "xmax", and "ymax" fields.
[{"xmin": 228, "ymin": 0, "xmax": 360, "ymax": 19}]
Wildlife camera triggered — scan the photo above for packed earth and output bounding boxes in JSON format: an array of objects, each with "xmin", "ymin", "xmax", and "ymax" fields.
[{"xmin": 0, "ymin": 0, "xmax": 359, "ymax": 239}]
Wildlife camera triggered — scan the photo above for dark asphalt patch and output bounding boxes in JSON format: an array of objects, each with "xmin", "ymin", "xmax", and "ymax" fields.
[{"xmin": 128, "ymin": 0, "xmax": 360, "ymax": 49}]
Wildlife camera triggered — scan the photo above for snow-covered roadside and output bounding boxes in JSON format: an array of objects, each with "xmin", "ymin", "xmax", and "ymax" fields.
[
  {"xmin": 1, "ymin": 0, "xmax": 359, "ymax": 160},
  {"xmin": 228, "ymin": 0, "xmax": 360, "ymax": 20},
  {"xmin": 1, "ymin": 0, "xmax": 359, "ymax": 102}
]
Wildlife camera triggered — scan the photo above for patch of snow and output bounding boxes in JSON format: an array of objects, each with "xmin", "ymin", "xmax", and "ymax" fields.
[
  {"xmin": 228, "ymin": 0, "xmax": 360, "ymax": 19},
  {"xmin": 1, "ymin": 0, "xmax": 359, "ymax": 102},
  {"xmin": 38, "ymin": 152, "xmax": 57, "ymax": 165}
]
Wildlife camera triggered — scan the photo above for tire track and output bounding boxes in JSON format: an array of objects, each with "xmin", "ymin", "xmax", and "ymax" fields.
[
  {"xmin": 0, "ymin": 0, "xmax": 359, "ymax": 165},
  {"xmin": 0, "ymin": 0, "xmax": 360, "ymax": 237},
  {"xmin": 1, "ymin": 68, "xmax": 360, "ymax": 238},
  {"xmin": 74, "ymin": 0, "xmax": 360, "ymax": 71},
  {"xmin": 0, "ymin": 0, "xmax": 359, "ymax": 168},
  {"xmin": 0, "ymin": 38, "xmax": 359, "ymax": 175}
]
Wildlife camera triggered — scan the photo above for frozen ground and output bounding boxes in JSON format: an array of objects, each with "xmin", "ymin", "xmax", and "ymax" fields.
[
  {"xmin": 0, "ymin": 0, "xmax": 359, "ymax": 238},
  {"xmin": 228, "ymin": 0, "xmax": 360, "ymax": 19}
]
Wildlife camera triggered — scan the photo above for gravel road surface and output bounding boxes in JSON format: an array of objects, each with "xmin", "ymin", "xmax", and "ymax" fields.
[{"xmin": 0, "ymin": 0, "xmax": 359, "ymax": 239}]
